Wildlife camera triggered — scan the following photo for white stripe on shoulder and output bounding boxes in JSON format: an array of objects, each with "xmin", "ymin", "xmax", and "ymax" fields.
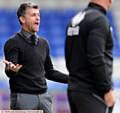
[{"xmin": 72, "ymin": 11, "xmax": 86, "ymax": 27}]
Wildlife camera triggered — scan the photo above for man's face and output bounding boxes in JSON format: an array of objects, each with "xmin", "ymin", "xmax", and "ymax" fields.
[{"xmin": 22, "ymin": 7, "xmax": 40, "ymax": 33}]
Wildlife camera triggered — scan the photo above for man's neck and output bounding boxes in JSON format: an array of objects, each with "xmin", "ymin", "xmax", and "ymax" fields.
[{"xmin": 90, "ymin": 0, "xmax": 108, "ymax": 11}]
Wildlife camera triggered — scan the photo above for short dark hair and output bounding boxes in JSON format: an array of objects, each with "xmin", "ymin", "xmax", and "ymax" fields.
[{"xmin": 17, "ymin": 2, "xmax": 39, "ymax": 24}]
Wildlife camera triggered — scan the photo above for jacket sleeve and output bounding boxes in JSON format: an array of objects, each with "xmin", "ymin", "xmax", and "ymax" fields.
[
  {"xmin": 87, "ymin": 16, "xmax": 112, "ymax": 95},
  {"xmin": 44, "ymin": 41, "xmax": 68, "ymax": 84}
]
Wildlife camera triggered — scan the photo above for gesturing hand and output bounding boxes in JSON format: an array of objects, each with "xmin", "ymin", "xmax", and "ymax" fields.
[{"xmin": 3, "ymin": 60, "xmax": 22, "ymax": 72}]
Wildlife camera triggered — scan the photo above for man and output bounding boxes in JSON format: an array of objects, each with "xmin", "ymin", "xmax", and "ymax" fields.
[
  {"xmin": 3, "ymin": 2, "xmax": 68, "ymax": 113},
  {"xmin": 65, "ymin": 0, "xmax": 115, "ymax": 113}
]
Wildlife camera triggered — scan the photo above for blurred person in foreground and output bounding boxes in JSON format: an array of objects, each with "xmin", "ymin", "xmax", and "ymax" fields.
[
  {"xmin": 3, "ymin": 2, "xmax": 68, "ymax": 113},
  {"xmin": 65, "ymin": 0, "xmax": 115, "ymax": 113}
]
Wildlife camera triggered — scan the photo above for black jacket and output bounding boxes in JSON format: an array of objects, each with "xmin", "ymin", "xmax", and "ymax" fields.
[
  {"xmin": 65, "ymin": 3, "xmax": 113, "ymax": 96},
  {"xmin": 4, "ymin": 29, "xmax": 68, "ymax": 94}
]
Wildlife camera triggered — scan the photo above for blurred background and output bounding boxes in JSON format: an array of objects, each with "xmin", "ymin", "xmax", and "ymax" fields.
[{"xmin": 0, "ymin": 0, "xmax": 120, "ymax": 113}]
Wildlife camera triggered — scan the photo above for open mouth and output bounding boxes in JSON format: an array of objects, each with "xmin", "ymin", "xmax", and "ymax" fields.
[{"xmin": 34, "ymin": 22, "xmax": 39, "ymax": 26}]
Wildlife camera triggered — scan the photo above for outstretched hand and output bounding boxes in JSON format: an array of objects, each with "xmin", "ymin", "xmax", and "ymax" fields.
[{"xmin": 3, "ymin": 60, "xmax": 22, "ymax": 72}]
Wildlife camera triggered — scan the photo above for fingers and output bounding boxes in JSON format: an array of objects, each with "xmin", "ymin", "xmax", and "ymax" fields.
[
  {"xmin": 3, "ymin": 60, "xmax": 10, "ymax": 65},
  {"xmin": 16, "ymin": 64, "xmax": 22, "ymax": 71},
  {"xmin": 3, "ymin": 60, "xmax": 16, "ymax": 68},
  {"xmin": 104, "ymin": 90, "xmax": 115, "ymax": 107},
  {"xmin": 10, "ymin": 64, "xmax": 22, "ymax": 72},
  {"xmin": 3, "ymin": 60, "xmax": 22, "ymax": 72}
]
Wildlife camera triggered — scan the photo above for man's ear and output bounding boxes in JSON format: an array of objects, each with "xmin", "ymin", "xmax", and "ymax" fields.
[{"xmin": 19, "ymin": 16, "xmax": 25, "ymax": 24}]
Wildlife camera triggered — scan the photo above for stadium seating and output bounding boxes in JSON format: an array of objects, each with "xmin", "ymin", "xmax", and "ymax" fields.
[{"xmin": 0, "ymin": 9, "xmax": 120, "ymax": 57}]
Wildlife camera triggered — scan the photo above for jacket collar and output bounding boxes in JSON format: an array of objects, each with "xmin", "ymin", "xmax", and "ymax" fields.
[{"xmin": 88, "ymin": 2, "xmax": 107, "ymax": 15}]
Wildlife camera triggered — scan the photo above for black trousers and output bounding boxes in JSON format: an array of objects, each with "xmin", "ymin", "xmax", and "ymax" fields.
[{"xmin": 68, "ymin": 91, "xmax": 107, "ymax": 113}]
